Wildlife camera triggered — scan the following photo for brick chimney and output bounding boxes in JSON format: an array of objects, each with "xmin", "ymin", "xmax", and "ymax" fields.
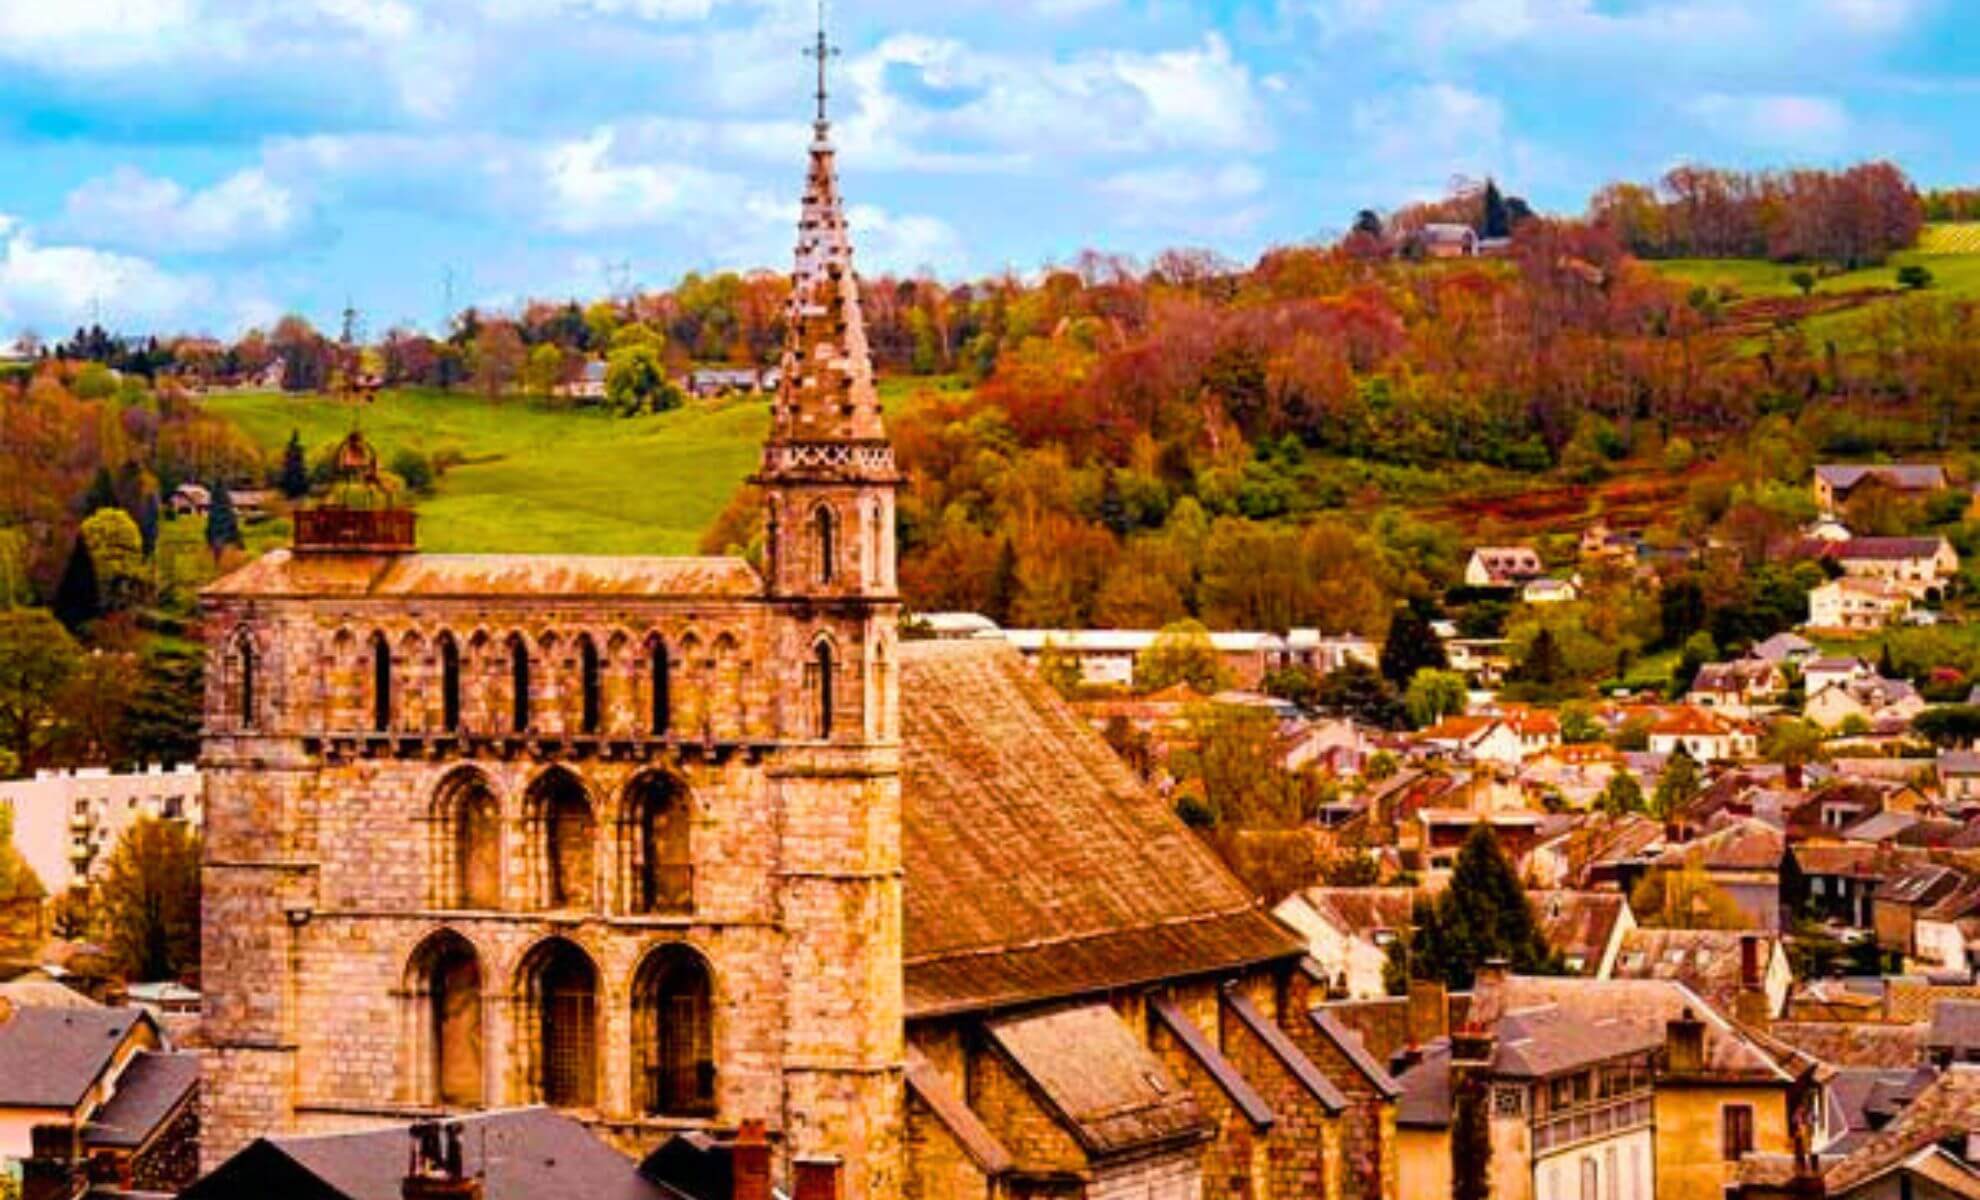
[
  {"xmin": 1735, "ymin": 935, "xmax": 1772, "ymax": 1028},
  {"xmin": 793, "ymin": 1156, "xmax": 843, "ymax": 1200},
  {"xmin": 731, "ymin": 1119, "xmax": 771, "ymax": 1200},
  {"xmin": 401, "ymin": 1121, "xmax": 481, "ymax": 1200},
  {"xmin": 1664, "ymin": 1007, "xmax": 1707, "ymax": 1076}
]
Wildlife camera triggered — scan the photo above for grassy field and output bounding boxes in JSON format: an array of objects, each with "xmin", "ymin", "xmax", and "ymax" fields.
[
  {"xmin": 1921, "ymin": 223, "xmax": 1980, "ymax": 254},
  {"xmin": 1655, "ymin": 246, "xmax": 1980, "ymax": 299},
  {"xmin": 202, "ymin": 378, "xmax": 958, "ymax": 556}
]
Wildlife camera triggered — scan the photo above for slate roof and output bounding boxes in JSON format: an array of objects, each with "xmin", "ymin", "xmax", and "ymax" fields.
[
  {"xmin": 1655, "ymin": 818, "xmax": 1785, "ymax": 872},
  {"xmin": 206, "ymin": 550, "xmax": 762, "ymax": 600},
  {"xmin": 85, "ymin": 1051, "xmax": 199, "ymax": 1149},
  {"xmin": 1491, "ymin": 1004, "xmax": 1666, "ymax": 1078},
  {"xmin": 1530, "ymin": 890, "xmax": 1628, "ymax": 973},
  {"xmin": 1823, "ymin": 1066, "xmax": 1980, "ymax": 1195},
  {"xmin": 183, "ymin": 1108, "xmax": 669, "ymax": 1200},
  {"xmin": 1150, "ymin": 995, "xmax": 1274, "ymax": 1127},
  {"xmin": 1929, "ymin": 1000, "xmax": 1980, "ymax": 1055},
  {"xmin": 1611, "ymin": 929, "xmax": 1774, "ymax": 1018},
  {"xmin": 1834, "ymin": 537, "xmax": 1949, "ymax": 562},
  {"xmin": 1392, "ymin": 1042, "xmax": 1452, "ymax": 1129},
  {"xmin": 985, "ymin": 1002, "xmax": 1206, "ymax": 1157},
  {"xmin": 1766, "ymin": 1021, "xmax": 1927, "ymax": 1069},
  {"xmin": 1478, "ymin": 976, "xmax": 1793, "ymax": 1083},
  {"xmin": 0, "ymin": 1004, "xmax": 154, "ymax": 1109},
  {"xmin": 899, "ymin": 641, "xmax": 1303, "ymax": 1018}
]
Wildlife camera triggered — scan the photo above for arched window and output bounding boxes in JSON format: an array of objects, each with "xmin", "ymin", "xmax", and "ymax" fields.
[
  {"xmin": 236, "ymin": 636, "xmax": 258, "ymax": 730},
  {"xmin": 509, "ymin": 635, "xmax": 531, "ymax": 733},
  {"xmin": 527, "ymin": 769, "xmax": 595, "ymax": 911},
  {"xmin": 518, "ymin": 939, "xmax": 597, "ymax": 1109},
  {"xmin": 621, "ymin": 773, "xmax": 690, "ymax": 914},
  {"xmin": 406, "ymin": 931, "xmax": 483, "ymax": 1109},
  {"xmin": 371, "ymin": 633, "xmax": 393, "ymax": 732},
  {"xmin": 633, "ymin": 945, "xmax": 715, "ymax": 1117},
  {"xmin": 578, "ymin": 636, "xmax": 601, "ymax": 735},
  {"xmin": 813, "ymin": 505, "xmax": 836, "ymax": 584},
  {"xmin": 440, "ymin": 635, "xmax": 462, "ymax": 732},
  {"xmin": 434, "ymin": 769, "xmax": 501, "ymax": 910},
  {"xmin": 650, "ymin": 640, "xmax": 671, "ymax": 735},
  {"xmin": 812, "ymin": 640, "xmax": 834, "ymax": 740}
]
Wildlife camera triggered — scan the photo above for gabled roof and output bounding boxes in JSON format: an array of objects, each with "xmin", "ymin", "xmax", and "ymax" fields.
[
  {"xmin": 1929, "ymin": 1000, "xmax": 1980, "ymax": 1054},
  {"xmin": 985, "ymin": 1002, "xmax": 1206, "ymax": 1158},
  {"xmin": 1491, "ymin": 1004, "xmax": 1666, "ymax": 1078},
  {"xmin": 1815, "ymin": 464, "xmax": 1948, "ymax": 493},
  {"xmin": 1823, "ymin": 1067, "xmax": 1980, "ymax": 1195},
  {"xmin": 1767, "ymin": 1020, "xmax": 1929, "ymax": 1069},
  {"xmin": 1530, "ymin": 890, "xmax": 1628, "ymax": 972},
  {"xmin": 1482, "ymin": 976, "xmax": 1794, "ymax": 1083},
  {"xmin": 900, "ymin": 641, "xmax": 1303, "ymax": 1018},
  {"xmin": 1835, "ymin": 537, "xmax": 1951, "ymax": 562},
  {"xmin": 0, "ymin": 1004, "xmax": 155, "ymax": 1109},
  {"xmin": 183, "ymin": 1108, "xmax": 669, "ymax": 1200},
  {"xmin": 1611, "ymin": 928, "xmax": 1775, "ymax": 1018},
  {"xmin": 85, "ymin": 1050, "xmax": 199, "ymax": 1149},
  {"xmin": 1655, "ymin": 818, "xmax": 1785, "ymax": 872}
]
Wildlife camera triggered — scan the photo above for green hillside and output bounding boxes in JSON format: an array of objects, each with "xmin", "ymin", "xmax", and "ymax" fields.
[{"xmin": 203, "ymin": 379, "xmax": 951, "ymax": 556}]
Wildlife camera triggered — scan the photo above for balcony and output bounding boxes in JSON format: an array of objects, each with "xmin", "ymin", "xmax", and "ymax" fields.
[{"xmin": 1532, "ymin": 1093, "xmax": 1654, "ymax": 1155}]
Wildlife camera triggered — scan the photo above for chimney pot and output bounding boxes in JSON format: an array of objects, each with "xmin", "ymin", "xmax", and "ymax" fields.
[
  {"xmin": 794, "ymin": 1156, "xmax": 843, "ymax": 1200},
  {"xmin": 1665, "ymin": 1006, "xmax": 1707, "ymax": 1075},
  {"xmin": 732, "ymin": 1119, "xmax": 772, "ymax": 1200}
]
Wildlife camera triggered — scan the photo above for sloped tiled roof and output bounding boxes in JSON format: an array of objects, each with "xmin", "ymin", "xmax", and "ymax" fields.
[
  {"xmin": 900, "ymin": 641, "xmax": 1303, "ymax": 1018},
  {"xmin": 1823, "ymin": 1066, "xmax": 1980, "ymax": 1195},
  {"xmin": 1611, "ymin": 928, "xmax": 1774, "ymax": 1018},
  {"xmin": 1492, "ymin": 1004, "xmax": 1666, "ymax": 1077},
  {"xmin": 207, "ymin": 550, "xmax": 762, "ymax": 600},
  {"xmin": 1815, "ymin": 464, "xmax": 1948, "ymax": 493},
  {"xmin": 1479, "ymin": 976, "xmax": 1793, "ymax": 1083},
  {"xmin": 1655, "ymin": 818, "xmax": 1785, "ymax": 872},
  {"xmin": 0, "ymin": 1005, "xmax": 154, "ymax": 1109},
  {"xmin": 1766, "ymin": 1021, "xmax": 1927, "ymax": 1069},
  {"xmin": 1530, "ymin": 890, "xmax": 1628, "ymax": 972},
  {"xmin": 85, "ymin": 1050, "xmax": 199, "ymax": 1149},
  {"xmin": 986, "ymin": 1002, "xmax": 1206, "ymax": 1158}
]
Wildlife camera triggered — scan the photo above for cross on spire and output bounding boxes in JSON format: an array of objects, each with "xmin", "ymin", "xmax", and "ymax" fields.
[{"xmin": 804, "ymin": 0, "xmax": 839, "ymax": 136}]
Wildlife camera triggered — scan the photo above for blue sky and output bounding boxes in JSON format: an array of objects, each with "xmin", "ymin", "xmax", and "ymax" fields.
[{"xmin": 0, "ymin": 0, "xmax": 1974, "ymax": 341}]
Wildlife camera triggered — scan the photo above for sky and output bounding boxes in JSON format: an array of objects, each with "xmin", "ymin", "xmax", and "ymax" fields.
[{"xmin": 0, "ymin": 0, "xmax": 1974, "ymax": 341}]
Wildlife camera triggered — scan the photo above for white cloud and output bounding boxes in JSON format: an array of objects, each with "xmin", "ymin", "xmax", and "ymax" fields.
[
  {"xmin": 1684, "ymin": 93, "xmax": 1850, "ymax": 153},
  {"xmin": 1096, "ymin": 163, "xmax": 1270, "ymax": 238},
  {"xmin": 846, "ymin": 205, "xmax": 969, "ymax": 275},
  {"xmin": 0, "ymin": 0, "xmax": 198, "ymax": 68},
  {"xmin": 0, "ymin": 214, "xmax": 213, "ymax": 335},
  {"xmin": 64, "ymin": 167, "xmax": 303, "ymax": 255},
  {"xmin": 1353, "ymin": 82, "xmax": 1505, "ymax": 166},
  {"xmin": 540, "ymin": 131, "xmax": 758, "ymax": 234}
]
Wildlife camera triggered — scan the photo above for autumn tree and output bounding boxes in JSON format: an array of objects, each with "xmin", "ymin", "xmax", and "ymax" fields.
[
  {"xmin": 1651, "ymin": 748, "xmax": 1702, "ymax": 821},
  {"xmin": 96, "ymin": 817, "xmax": 202, "ymax": 983},
  {"xmin": 1136, "ymin": 620, "xmax": 1228, "ymax": 694},
  {"xmin": 0, "ymin": 609, "xmax": 84, "ymax": 773},
  {"xmin": 606, "ymin": 343, "xmax": 683, "ymax": 415},
  {"xmin": 81, "ymin": 507, "xmax": 147, "ymax": 611},
  {"xmin": 1404, "ymin": 668, "xmax": 1468, "ymax": 728},
  {"xmin": 1597, "ymin": 770, "xmax": 1646, "ymax": 816},
  {"xmin": 1630, "ymin": 858, "xmax": 1748, "ymax": 930}
]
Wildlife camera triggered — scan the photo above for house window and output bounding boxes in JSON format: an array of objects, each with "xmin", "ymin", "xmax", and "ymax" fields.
[
  {"xmin": 1605, "ymin": 1148, "xmax": 1619, "ymax": 1200},
  {"xmin": 435, "ymin": 769, "xmax": 502, "ymax": 910},
  {"xmin": 1722, "ymin": 1104, "xmax": 1755, "ymax": 1160},
  {"xmin": 440, "ymin": 635, "xmax": 462, "ymax": 732},
  {"xmin": 371, "ymin": 633, "xmax": 393, "ymax": 732},
  {"xmin": 1580, "ymin": 1157, "xmax": 1599, "ymax": 1200}
]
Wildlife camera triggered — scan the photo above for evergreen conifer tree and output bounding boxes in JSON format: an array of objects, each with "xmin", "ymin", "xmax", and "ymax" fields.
[
  {"xmin": 279, "ymin": 429, "xmax": 310, "ymax": 499},
  {"xmin": 53, "ymin": 535, "xmax": 102, "ymax": 631},
  {"xmin": 1380, "ymin": 602, "xmax": 1449, "ymax": 688},
  {"xmin": 136, "ymin": 493, "xmax": 161, "ymax": 557},
  {"xmin": 1391, "ymin": 826, "xmax": 1556, "ymax": 989},
  {"xmin": 1098, "ymin": 470, "xmax": 1130, "ymax": 538},
  {"xmin": 205, "ymin": 483, "xmax": 244, "ymax": 558},
  {"xmin": 987, "ymin": 538, "xmax": 1019, "ymax": 627},
  {"xmin": 1482, "ymin": 179, "xmax": 1511, "ymax": 239}
]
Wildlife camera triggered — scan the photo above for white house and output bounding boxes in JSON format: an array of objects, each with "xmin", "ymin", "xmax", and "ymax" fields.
[
  {"xmin": 1688, "ymin": 659, "xmax": 1788, "ymax": 717},
  {"xmin": 1808, "ymin": 578, "xmax": 1912, "ymax": 632},
  {"xmin": 0, "ymin": 765, "xmax": 203, "ymax": 895},
  {"xmin": 1646, "ymin": 707, "xmax": 1754, "ymax": 761},
  {"xmin": 1270, "ymin": 887, "xmax": 1416, "ymax": 999},
  {"xmin": 1832, "ymin": 537, "xmax": 1960, "ymax": 599},
  {"xmin": 1806, "ymin": 676, "xmax": 1927, "ymax": 731},
  {"xmin": 1003, "ymin": 628, "xmax": 1287, "ymax": 690},
  {"xmin": 1464, "ymin": 546, "xmax": 1545, "ymax": 588},
  {"xmin": 1521, "ymin": 577, "xmax": 1580, "ymax": 605}
]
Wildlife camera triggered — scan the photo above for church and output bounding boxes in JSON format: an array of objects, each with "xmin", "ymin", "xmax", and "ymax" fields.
[{"xmin": 198, "ymin": 45, "xmax": 1396, "ymax": 1200}]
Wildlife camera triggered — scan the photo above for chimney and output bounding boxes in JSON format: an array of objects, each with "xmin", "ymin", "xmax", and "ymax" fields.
[
  {"xmin": 1450, "ymin": 1023, "xmax": 1497, "ymax": 1069},
  {"xmin": 402, "ymin": 1122, "xmax": 480, "ymax": 1200},
  {"xmin": 23, "ymin": 1124, "xmax": 83, "ymax": 1200},
  {"xmin": 1785, "ymin": 761, "xmax": 1804, "ymax": 791},
  {"xmin": 793, "ymin": 1156, "xmax": 843, "ymax": 1200},
  {"xmin": 1475, "ymin": 957, "xmax": 1511, "ymax": 993},
  {"xmin": 1665, "ymin": 1007, "xmax": 1706, "ymax": 1076},
  {"xmin": 1407, "ymin": 979, "xmax": 1449, "ymax": 1047},
  {"xmin": 1739, "ymin": 935, "xmax": 1762, "ymax": 990},
  {"xmin": 731, "ymin": 1119, "xmax": 771, "ymax": 1200}
]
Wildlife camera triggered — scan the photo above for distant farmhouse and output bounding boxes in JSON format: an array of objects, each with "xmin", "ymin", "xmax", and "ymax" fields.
[{"xmin": 1813, "ymin": 463, "xmax": 1948, "ymax": 512}]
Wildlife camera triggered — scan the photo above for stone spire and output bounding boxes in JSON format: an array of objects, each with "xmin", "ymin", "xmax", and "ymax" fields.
[{"xmin": 769, "ymin": 5, "xmax": 886, "ymax": 449}]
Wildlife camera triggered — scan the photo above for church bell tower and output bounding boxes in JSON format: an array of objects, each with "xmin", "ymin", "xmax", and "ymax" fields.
[{"xmin": 755, "ymin": 10, "xmax": 905, "ymax": 1196}]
